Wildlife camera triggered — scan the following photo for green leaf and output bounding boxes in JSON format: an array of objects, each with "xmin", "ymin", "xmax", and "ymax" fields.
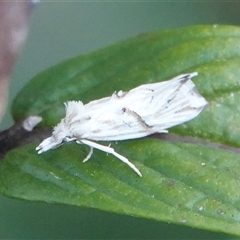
[
  {"xmin": 2, "ymin": 140, "xmax": 240, "ymax": 235},
  {"xmin": 2, "ymin": 24, "xmax": 240, "ymax": 235}
]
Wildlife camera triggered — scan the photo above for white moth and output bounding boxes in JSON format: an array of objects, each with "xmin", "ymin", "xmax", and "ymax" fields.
[{"xmin": 36, "ymin": 72, "xmax": 207, "ymax": 177}]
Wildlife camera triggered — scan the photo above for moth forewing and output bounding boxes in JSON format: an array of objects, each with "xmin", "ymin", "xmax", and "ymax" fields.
[{"xmin": 36, "ymin": 72, "xmax": 207, "ymax": 177}]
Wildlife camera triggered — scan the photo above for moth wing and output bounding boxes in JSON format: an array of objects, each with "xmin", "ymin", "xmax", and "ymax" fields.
[
  {"xmin": 66, "ymin": 73, "xmax": 207, "ymax": 141},
  {"xmin": 67, "ymin": 96, "xmax": 157, "ymax": 141},
  {"xmin": 127, "ymin": 72, "xmax": 207, "ymax": 130}
]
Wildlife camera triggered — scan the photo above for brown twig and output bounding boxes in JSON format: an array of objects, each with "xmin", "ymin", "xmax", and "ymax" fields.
[{"xmin": 0, "ymin": 116, "xmax": 51, "ymax": 160}]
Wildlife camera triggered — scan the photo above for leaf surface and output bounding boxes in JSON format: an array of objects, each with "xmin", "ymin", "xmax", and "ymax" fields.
[{"xmin": 2, "ymin": 25, "xmax": 240, "ymax": 235}]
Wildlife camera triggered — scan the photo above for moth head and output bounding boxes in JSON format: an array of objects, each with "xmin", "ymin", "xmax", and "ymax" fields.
[
  {"xmin": 36, "ymin": 101, "xmax": 83, "ymax": 154},
  {"xmin": 36, "ymin": 119, "xmax": 75, "ymax": 154}
]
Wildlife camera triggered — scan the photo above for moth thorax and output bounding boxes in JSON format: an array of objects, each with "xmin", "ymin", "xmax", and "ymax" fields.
[{"xmin": 52, "ymin": 119, "xmax": 71, "ymax": 142}]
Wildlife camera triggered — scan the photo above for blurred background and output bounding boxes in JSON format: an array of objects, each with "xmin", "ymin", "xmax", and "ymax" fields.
[{"xmin": 1, "ymin": 1, "xmax": 240, "ymax": 239}]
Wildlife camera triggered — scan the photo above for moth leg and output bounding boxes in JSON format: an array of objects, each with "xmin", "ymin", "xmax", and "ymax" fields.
[
  {"xmin": 82, "ymin": 146, "xmax": 94, "ymax": 163},
  {"xmin": 79, "ymin": 139, "xmax": 142, "ymax": 177}
]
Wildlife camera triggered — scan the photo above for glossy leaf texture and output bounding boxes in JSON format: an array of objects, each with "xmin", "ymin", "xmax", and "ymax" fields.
[{"xmin": 2, "ymin": 25, "xmax": 240, "ymax": 235}]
